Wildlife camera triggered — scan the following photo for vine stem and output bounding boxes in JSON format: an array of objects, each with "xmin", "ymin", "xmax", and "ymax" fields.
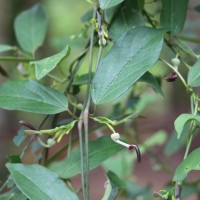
[
  {"xmin": 183, "ymin": 96, "xmax": 198, "ymax": 159},
  {"xmin": 78, "ymin": 7, "xmax": 97, "ymax": 200},
  {"xmin": 77, "ymin": 119, "xmax": 85, "ymax": 200},
  {"xmin": 178, "ymin": 35, "xmax": 200, "ymax": 44}
]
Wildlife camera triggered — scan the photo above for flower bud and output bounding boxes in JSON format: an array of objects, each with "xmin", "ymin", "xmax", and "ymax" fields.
[
  {"xmin": 47, "ymin": 138, "xmax": 56, "ymax": 147},
  {"xmin": 171, "ymin": 58, "xmax": 180, "ymax": 67},
  {"xmin": 111, "ymin": 133, "xmax": 120, "ymax": 141},
  {"xmin": 98, "ymin": 38, "xmax": 106, "ymax": 46}
]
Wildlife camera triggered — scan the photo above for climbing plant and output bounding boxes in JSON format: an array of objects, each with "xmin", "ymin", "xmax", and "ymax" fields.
[{"xmin": 0, "ymin": 0, "xmax": 200, "ymax": 199}]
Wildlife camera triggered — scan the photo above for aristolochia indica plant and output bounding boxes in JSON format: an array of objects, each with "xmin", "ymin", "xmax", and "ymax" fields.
[{"xmin": 0, "ymin": 0, "xmax": 200, "ymax": 199}]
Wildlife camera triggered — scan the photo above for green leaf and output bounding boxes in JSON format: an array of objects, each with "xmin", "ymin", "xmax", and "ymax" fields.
[
  {"xmin": 30, "ymin": 46, "xmax": 70, "ymax": 80},
  {"xmin": 0, "ymin": 44, "xmax": 15, "ymax": 53},
  {"xmin": 138, "ymin": 72, "xmax": 164, "ymax": 97},
  {"xmin": 73, "ymin": 73, "xmax": 94, "ymax": 85},
  {"xmin": 14, "ymin": 4, "xmax": 48, "ymax": 53},
  {"xmin": 102, "ymin": 171, "xmax": 125, "ymax": 200},
  {"xmin": 99, "ymin": 0, "xmax": 125, "ymax": 9},
  {"xmin": 173, "ymin": 148, "xmax": 200, "ymax": 182},
  {"xmin": 92, "ymin": 27, "xmax": 164, "ymax": 104},
  {"xmin": 6, "ymin": 163, "xmax": 79, "ymax": 200},
  {"xmin": 160, "ymin": 0, "xmax": 189, "ymax": 33},
  {"xmin": 74, "ymin": 72, "xmax": 163, "ymax": 97},
  {"xmin": 49, "ymin": 136, "xmax": 123, "ymax": 179},
  {"xmin": 188, "ymin": 58, "xmax": 200, "ymax": 87},
  {"xmin": 174, "ymin": 114, "xmax": 200, "ymax": 139},
  {"xmin": 175, "ymin": 39, "xmax": 197, "ymax": 58},
  {"xmin": 0, "ymin": 80, "xmax": 68, "ymax": 114},
  {"xmin": 104, "ymin": 6, "xmax": 119, "ymax": 24},
  {"xmin": 109, "ymin": 0, "xmax": 144, "ymax": 40},
  {"xmin": 107, "ymin": 171, "xmax": 125, "ymax": 188}
]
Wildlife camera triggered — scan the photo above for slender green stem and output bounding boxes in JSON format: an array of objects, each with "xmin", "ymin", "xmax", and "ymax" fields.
[
  {"xmin": 37, "ymin": 115, "xmax": 51, "ymax": 165},
  {"xmin": 67, "ymin": 133, "xmax": 72, "ymax": 156},
  {"xmin": 67, "ymin": 109, "xmax": 78, "ymax": 120},
  {"xmin": 65, "ymin": 54, "xmax": 86, "ymax": 93},
  {"xmin": 184, "ymin": 133, "xmax": 194, "ymax": 159},
  {"xmin": 20, "ymin": 136, "xmax": 34, "ymax": 159},
  {"xmin": 178, "ymin": 35, "xmax": 200, "ymax": 44},
  {"xmin": 82, "ymin": 8, "xmax": 97, "ymax": 200},
  {"xmin": 0, "ymin": 56, "xmax": 33, "ymax": 62},
  {"xmin": 83, "ymin": 109, "xmax": 89, "ymax": 200},
  {"xmin": 47, "ymin": 74, "xmax": 66, "ymax": 83},
  {"xmin": 94, "ymin": 45, "xmax": 103, "ymax": 72},
  {"xmin": 65, "ymin": 42, "xmax": 90, "ymax": 93},
  {"xmin": 183, "ymin": 96, "xmax": 198, "ymax": 159},
  {"xmin": 77, "ymin": 119, "xmax": 86, "ymax": 200}
]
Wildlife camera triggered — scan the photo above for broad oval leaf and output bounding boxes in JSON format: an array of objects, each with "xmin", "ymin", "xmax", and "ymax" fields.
[
  {"xmin": 174, "ymin": 114, "xmax": 200, "ymax": 139},
  {"xmin": 0, "ymin": 80, "xmax": 68, "ymax": 114},
  {"xmin": 99, "ymin": 0, "xmax": 125, "ymax": 9},
  {"xmin": 14, "ymin": 4, "xmax": 48, "ymax": 53},
  {"xmin": 173, "ymin": 148, "xmax": 200, "ymax": 182},
  {"xmin": 0, "ymin": 44, "xmax": 15, "ymax": 53},
  {"xmin": 92, "ymin": 27, "xmax": 164, "ymax": 104},
  {"xmin": 187, "ymin": 58, "xmax": 200, "ymax": 87},
  {"xmin": 6, "ymin": 163, "xmax": 79, "ymax": 200},
  {"xmin": 30, "ymin": 46, "xmax": 70, "ymax": 80},
  {"xmin": 109, "ymin": 0, "xmax": 144, "ymax": 40},
  {"xmin": 160, "ymin": 0, "xmax": 189, "ymax": 33},
  {"xmin": 49, "ymin": 136, "xmax": 123, "ymax": 179}
]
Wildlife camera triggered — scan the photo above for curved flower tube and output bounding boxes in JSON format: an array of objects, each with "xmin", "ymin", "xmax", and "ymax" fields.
[{"xmin": 111, "ymin": 132, "xmax": 141, "ymax": 163}]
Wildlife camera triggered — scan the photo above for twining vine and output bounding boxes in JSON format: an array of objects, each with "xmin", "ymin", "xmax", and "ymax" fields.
[{"xmin": 0, "ymin": 1, "xmax": 200, "ymax": 200}]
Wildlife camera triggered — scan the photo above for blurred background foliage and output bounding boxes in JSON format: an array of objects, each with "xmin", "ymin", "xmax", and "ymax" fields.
[{"xmin": 0, "ymin": 0, "xmax": 200, "ymax": 199}]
